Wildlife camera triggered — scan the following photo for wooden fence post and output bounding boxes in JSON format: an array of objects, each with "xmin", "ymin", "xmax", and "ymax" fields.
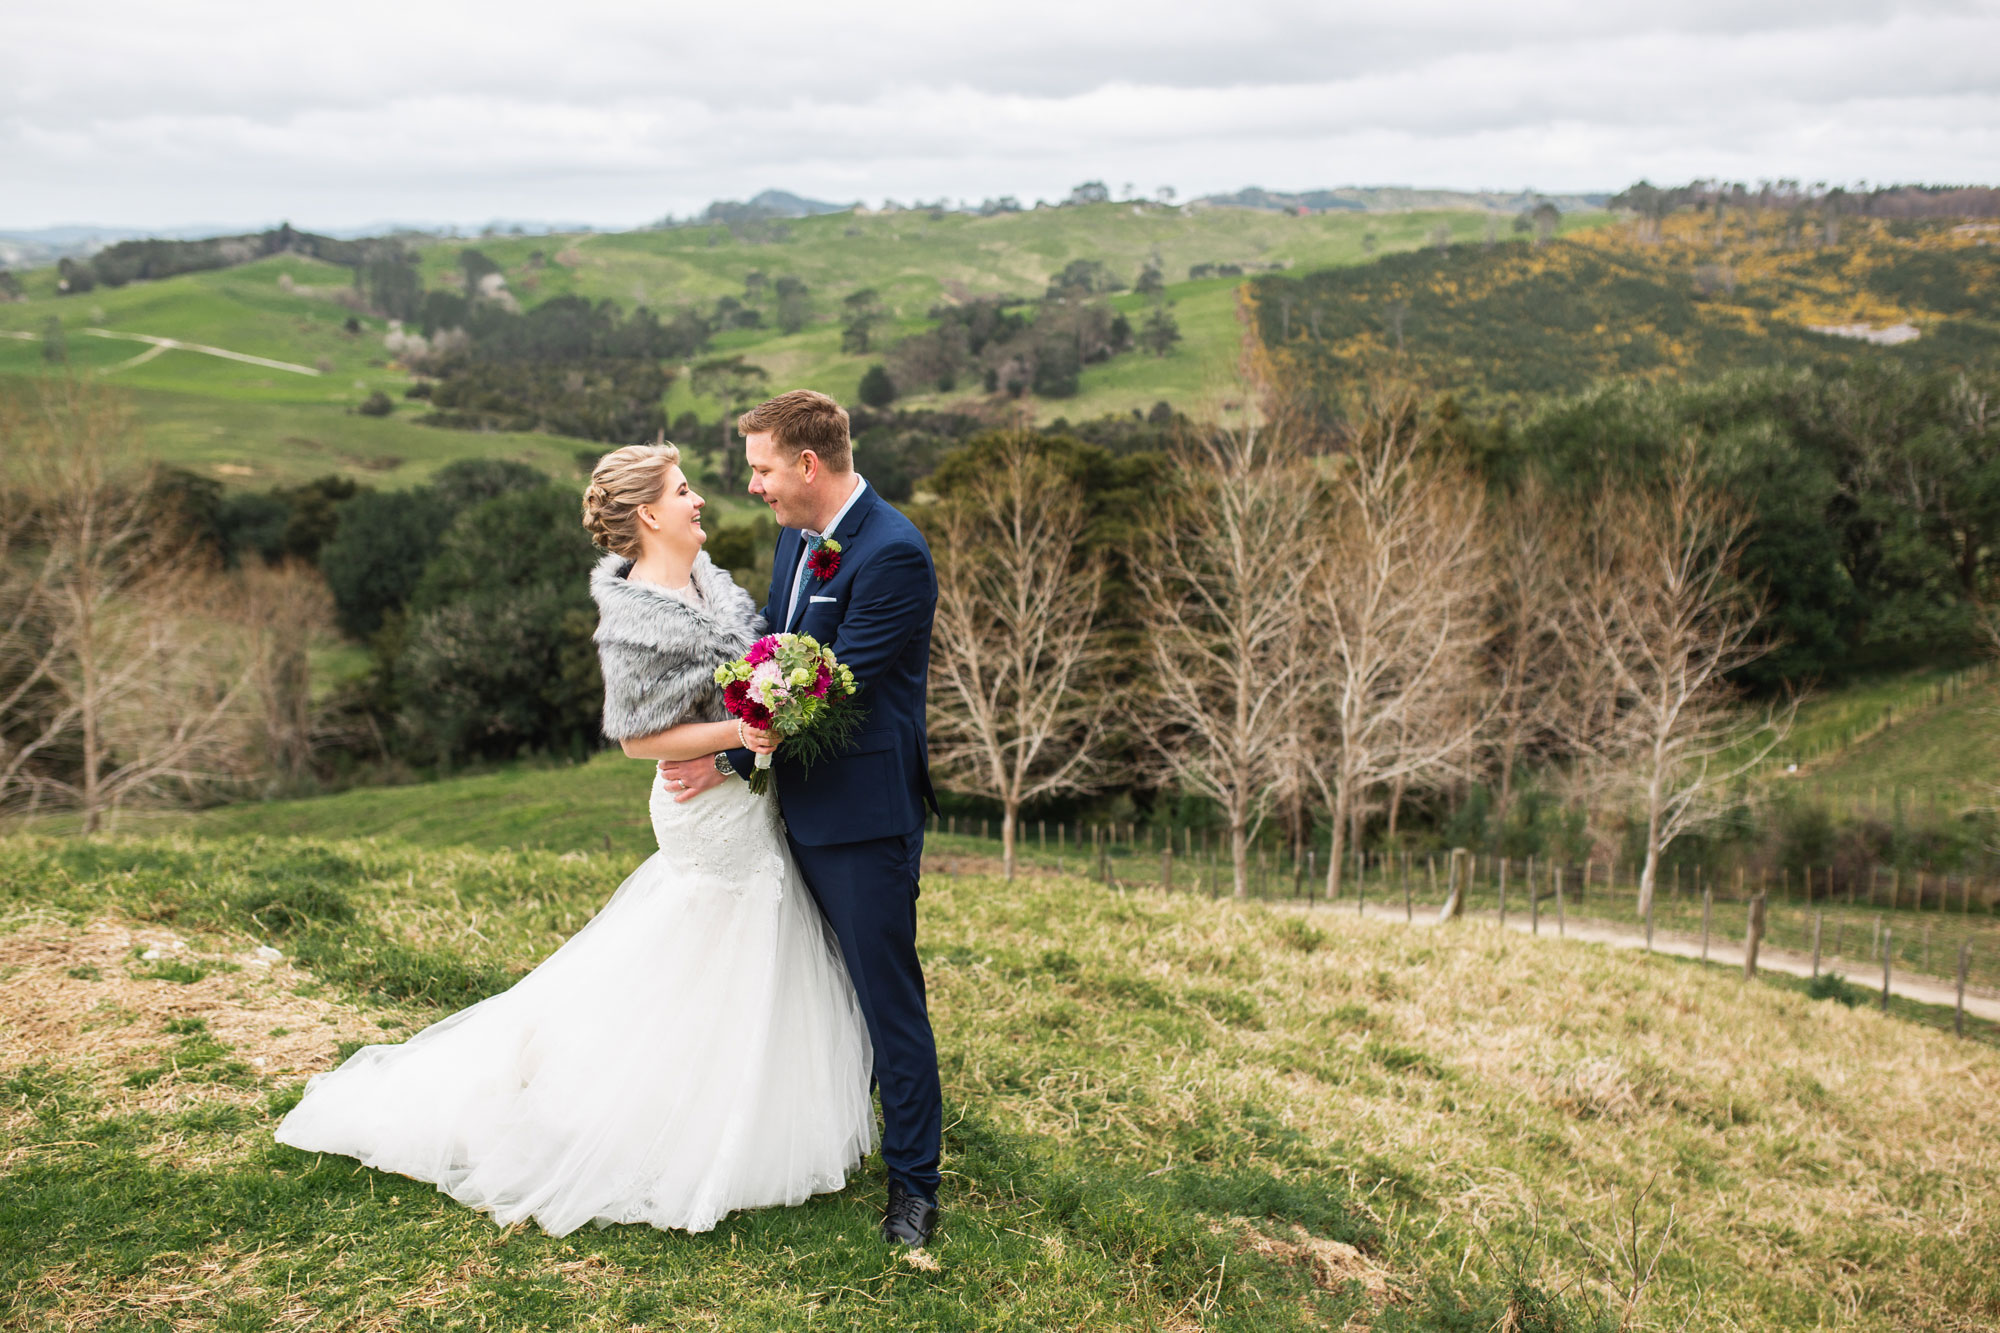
[
  {"xmin": 1555, "ymin": 867, "xmax": 1566, "ymax": 937},
  {"xmin": 1531, "ymin": 873, "xmax": 1540, "ymax": 935},
  {"xmin": 1498, "ymin": 858, "xmax": 1509, "ymax": 927},
  {"xmin": 1881, "ymin": 929, "xmax": 1893, "ymax": 1012},
  {"xmin": 1701, "ymin": 888, "xmax": 1712, "ymax": 962},
  {"xmin": 1162, "ymin": 846, "xmax": 1173, "ymax": 893},
  {"xmin": 1437, "ymin": 848, "xmax": 1469, "ymax": 922},
  {"xmin": 1957, "ymin": 942, "xmax": 1970, "ymax": 1038},
  {"xmin": 1743, "ymin": 893, "xmax": 1767, "ymax": 980},
  {"xmin": 1811, "ymin": 911, "xmax": 1822, "ymax": 978}
]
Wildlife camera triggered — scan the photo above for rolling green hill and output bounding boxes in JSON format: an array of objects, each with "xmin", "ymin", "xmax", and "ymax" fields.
[
  {"xmin": 0, "ymin": 255, "xmax": 593, "ymax": 489},
  {"xmin": 0, "ymin": 204, "xmax": 1615, "ymax": 491}
]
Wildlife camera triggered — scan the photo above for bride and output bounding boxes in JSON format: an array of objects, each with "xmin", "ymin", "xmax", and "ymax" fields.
[{"xmin": 274, "ymin": 441, "xmax": 875, "ymax": 1237}]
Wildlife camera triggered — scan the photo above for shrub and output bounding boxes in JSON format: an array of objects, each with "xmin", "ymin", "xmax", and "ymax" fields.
[
  {"xmin": 1806, "ymin": 971, "xmax": 1862, "ymax": 1007},
  {"xmin": 357, "ymin": 390, "xmax": 394, "ymax": 417},
  {"xmin": 320, "ymin": 490, "xmax": 449, "ymax": 636},
  {"xmin": 858, "ymin": 363, "xmax": 897, "ymax": 407}
]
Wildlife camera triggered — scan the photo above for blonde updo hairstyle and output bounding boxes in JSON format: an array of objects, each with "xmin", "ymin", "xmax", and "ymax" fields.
[{"xmin": 582, "ymin": 441, "xmax": 681, "ymax": 558}]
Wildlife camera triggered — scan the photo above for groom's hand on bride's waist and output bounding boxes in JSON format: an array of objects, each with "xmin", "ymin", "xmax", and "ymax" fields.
[{"xmin": 656, "ymin": 757, "xmax": 727, "ymax": 803}]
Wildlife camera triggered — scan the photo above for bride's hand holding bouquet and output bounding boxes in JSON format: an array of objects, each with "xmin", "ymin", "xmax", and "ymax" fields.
[{"xmin": 714, "ymin": 633, "xmax": 863, "ymax": 795}]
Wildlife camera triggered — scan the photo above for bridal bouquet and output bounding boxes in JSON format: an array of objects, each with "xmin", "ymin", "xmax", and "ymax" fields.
[{"xmin": 714, "ymin": 633, "xmax": 863, "ymax": 795}]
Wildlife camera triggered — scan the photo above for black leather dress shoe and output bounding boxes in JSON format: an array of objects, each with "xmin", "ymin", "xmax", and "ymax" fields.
[{"xmin": 880, "ymin": 1179, "xmax": 937, "ymax": 1246}]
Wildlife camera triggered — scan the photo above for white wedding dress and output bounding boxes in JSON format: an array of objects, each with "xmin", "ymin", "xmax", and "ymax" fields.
[{"xmin": 274, "ymin": 768, "xmax": 875, "ymax": 1236}]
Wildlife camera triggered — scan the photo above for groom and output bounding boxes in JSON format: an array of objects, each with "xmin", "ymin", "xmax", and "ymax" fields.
[{"xmin": 655, "ymin": 389, "xmax": 943, "ymax": 1247}]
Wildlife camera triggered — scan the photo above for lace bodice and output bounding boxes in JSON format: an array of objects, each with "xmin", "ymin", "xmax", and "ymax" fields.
[{"xmin": 647, "ymin": 770, "xmax": 789, "ymax": 897}]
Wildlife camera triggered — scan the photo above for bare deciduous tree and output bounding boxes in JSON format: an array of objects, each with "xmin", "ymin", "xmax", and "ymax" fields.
[
  {"xmin": 1135, "ymin": 418, "xmax": 1318, "ymax": 897},
  {"xmin": 1558, "ymin": 440, "xmax": 1789, "ymax": 917},
  {"xmin": 929, "ymin": 445, "xmax": 1110, "ymax": 878},
  {"xmin": 1298, "ymin": 385, "xmax": 1492, "ymax": 899},
  {"xmin": 0, "ymin": 379, "xmax": 255, "ymax": 829},
  {"xmin": 1486, "ymin": 476, "xmax": 1572, "ymax": 824},
  {"xmin": 231, "ymin": 560, "xmax": 338, "ymax": 790}
]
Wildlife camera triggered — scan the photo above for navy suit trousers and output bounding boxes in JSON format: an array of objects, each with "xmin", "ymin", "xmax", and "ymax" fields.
[{"xmin": 786, "ymin": 826, "xmax": 942, "ymax": 1200}]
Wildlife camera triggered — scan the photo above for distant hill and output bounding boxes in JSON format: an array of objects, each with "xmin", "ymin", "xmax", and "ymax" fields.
[
  {"xmin": 0, "ymin": 223, "xmax": 258, "ymax": 269},
  {"xmin": 695, "ymin": 189, "xmax": 857, "ymax": 224},
  {"xmin": 1195, "ymin": 186, "xmax": 1610, "ymax": 215},
  {"xmin": 1248, "ymin": 211, "xmax": 2000, "ymax": 404}
]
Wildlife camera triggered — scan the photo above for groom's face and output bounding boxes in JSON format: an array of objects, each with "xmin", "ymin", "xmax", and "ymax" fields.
[{"xmin": 744, "ymin": 430, "xmax": 812, "ymax": 529}]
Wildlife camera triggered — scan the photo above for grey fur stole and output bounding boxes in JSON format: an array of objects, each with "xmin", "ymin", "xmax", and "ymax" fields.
[{"xmin": 590, "ymin": 551, "xmax": 765, "ymax": 741}]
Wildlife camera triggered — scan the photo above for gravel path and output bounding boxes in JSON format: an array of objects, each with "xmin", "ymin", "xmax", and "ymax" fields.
[{"xmin": 1282, "ymin": 897, "xmax": 2000, "ymax": 1023}]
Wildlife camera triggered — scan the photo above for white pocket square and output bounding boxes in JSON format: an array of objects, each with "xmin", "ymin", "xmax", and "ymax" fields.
[{"xmin": 809, "ymin": 595, "xmax": 839, "ymax": 603}]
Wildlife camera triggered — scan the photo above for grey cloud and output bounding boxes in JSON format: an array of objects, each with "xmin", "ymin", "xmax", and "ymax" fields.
[{"xmin": 3, "ymin": 0, "xmax": 1996, "ymax": 229}]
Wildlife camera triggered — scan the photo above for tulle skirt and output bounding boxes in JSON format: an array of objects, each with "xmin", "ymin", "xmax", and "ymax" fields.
[{"xmin": 274, "ymin": 772, "xmax": 874, "ymax": 1236}]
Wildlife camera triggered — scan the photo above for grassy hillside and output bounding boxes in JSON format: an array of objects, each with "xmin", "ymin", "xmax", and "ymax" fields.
[
  {"xmin": 0, "ymin": 205, "xmax": 1616, "ymax": 494},
  {"xmin": 6, "ymin": 763, "xmax": 2000, "ymax": 1328},
  {"xmin": 1791, "ymin": 668, "xmax": 2000, "ymax": 813},
  {"xmin": 0, "ymin": 255, "xmax": 598, "ymax": 489},
  {"xmin": 1250, "ymin": 212, "xmax": 2000, "ymax": 405}
]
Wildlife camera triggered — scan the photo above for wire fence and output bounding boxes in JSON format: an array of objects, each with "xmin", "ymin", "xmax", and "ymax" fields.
[{"xmin": 924, "ymin": 815, "xmax": 2000, "ymax": 997}]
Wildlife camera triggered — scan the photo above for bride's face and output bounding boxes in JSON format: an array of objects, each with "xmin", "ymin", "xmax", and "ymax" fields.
[{"xmin": 638, "ymin": 463, "xmax": 706, "ymax": 556}]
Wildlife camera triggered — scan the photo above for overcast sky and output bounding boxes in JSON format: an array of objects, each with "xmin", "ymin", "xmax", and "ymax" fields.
[{"xmin": 5, "ymin": 0, "xmax": 1997, "ymax": 231}]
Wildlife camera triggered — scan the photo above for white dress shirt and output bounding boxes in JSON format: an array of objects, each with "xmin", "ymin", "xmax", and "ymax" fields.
[{"xmin": 785, "ymin": 474, "xmax": 868, "ymax": 630}]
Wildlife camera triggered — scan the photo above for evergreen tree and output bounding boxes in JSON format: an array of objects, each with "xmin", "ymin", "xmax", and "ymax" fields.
[
  {"xmin": 1139, "ymin": 307, "xmax": 1182, "ymax": 357},
  {"xmin": 858, "ymin": 364, "xmax": 897, "ymax": 408}
]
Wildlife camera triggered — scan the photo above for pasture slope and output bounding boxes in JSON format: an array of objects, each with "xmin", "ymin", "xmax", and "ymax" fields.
[
  {"xmin": 0, "ymin": 205, "xmax": 1615, "ymax": 492},
  {"xmin": 3, "ymin": 757, "xmax": 1998, "ymax": 1330}
]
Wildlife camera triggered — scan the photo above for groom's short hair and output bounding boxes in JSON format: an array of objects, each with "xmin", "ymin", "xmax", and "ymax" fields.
[{"xmin": 739, "ymin": 390, "xmax": 852, "ymax": 473}]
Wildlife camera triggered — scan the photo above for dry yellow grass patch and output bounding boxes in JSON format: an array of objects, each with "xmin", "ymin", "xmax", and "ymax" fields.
[
  {"xmin": 931, "ymin": 878, "xmax": 2000, "ymax": 1325},
  {"xmin": 0, "ymin": 918, "xmax": 392, "ymax": 1118},
  {"xmin": 1215, "ymin": 1216, "xmax": 1399, "ymax": 1301},
  {"xmin": 22, "ymin": 1243, "xmax": 269, "ymax": 1333}
]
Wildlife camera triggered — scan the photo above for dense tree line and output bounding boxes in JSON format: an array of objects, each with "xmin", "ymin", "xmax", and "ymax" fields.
[
  {"xmin": 876, "ymin": 288, "xmax": 1135, "ymax": 404},
  {"xmin": 57, "ymin": 225, "xmax": 374, "ymax": 293},
  {"xmin": 373, "ymin": 252, "xmax": 719, "ymax": 445},
  {"xmin": 1612, "ymin": 179, "xmax": 2000, "ymax": 223},
  {"xmin": 1474, "ymin": 363, "xmax": 2000, "ymax": 686}
]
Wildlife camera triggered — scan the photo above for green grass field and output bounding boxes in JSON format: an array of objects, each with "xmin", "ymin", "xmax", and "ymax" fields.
[
  {"xmin": 1, "ymin": 206, "xmax": 1618, "ymax": 495},
  {"xmin": 1784, "ymin": 667, "xmax": 2000, "ymax": 813},
  {"xmin": 5, "ymin": 756, "xmax": 1999, "ymax": 1328}
]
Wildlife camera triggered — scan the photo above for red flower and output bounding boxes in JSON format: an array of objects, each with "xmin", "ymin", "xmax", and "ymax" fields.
[
  {"xmin": 742, "ymin": 702, "xmax": 774, "ymax": 730},
  {"xmin": 723, "ymin": 680, "xmax": 751, "ymax": 715},
  {"xmin": 811, "ymin": 662, "xmax": 831, "ymax": 698},
  {"xmin": 806, "ymin": 544, "xmax": 841, "ymax": 582}
]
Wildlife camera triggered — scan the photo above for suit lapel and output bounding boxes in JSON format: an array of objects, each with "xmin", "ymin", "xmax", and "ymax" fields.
[
  {"xmin": 773, "ymin": 528, "xmax": 803, "ymax": 631},
  {"xmin": 788, "ymin": 486, "xmax": 882, "ymax": 632}
]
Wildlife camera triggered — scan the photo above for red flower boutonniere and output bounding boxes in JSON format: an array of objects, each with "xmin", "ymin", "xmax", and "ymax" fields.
[{"xmin": 806, "ymin": 537, "xmax": 842, "ymax": 583}]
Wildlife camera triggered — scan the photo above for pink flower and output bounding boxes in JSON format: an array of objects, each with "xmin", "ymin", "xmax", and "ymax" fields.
[
  {"xmin": 744, "ymin": 635, "xmax": 778, "ymax": 666},
  {"xmin": 811, "ymin": 662, "xmax": 831, "ymax": 698}
]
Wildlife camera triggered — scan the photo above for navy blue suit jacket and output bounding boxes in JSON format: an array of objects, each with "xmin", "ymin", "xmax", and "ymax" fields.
[{"xmin": 726, "ymin": 484, "xmax": 940, "ymax": 846}]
